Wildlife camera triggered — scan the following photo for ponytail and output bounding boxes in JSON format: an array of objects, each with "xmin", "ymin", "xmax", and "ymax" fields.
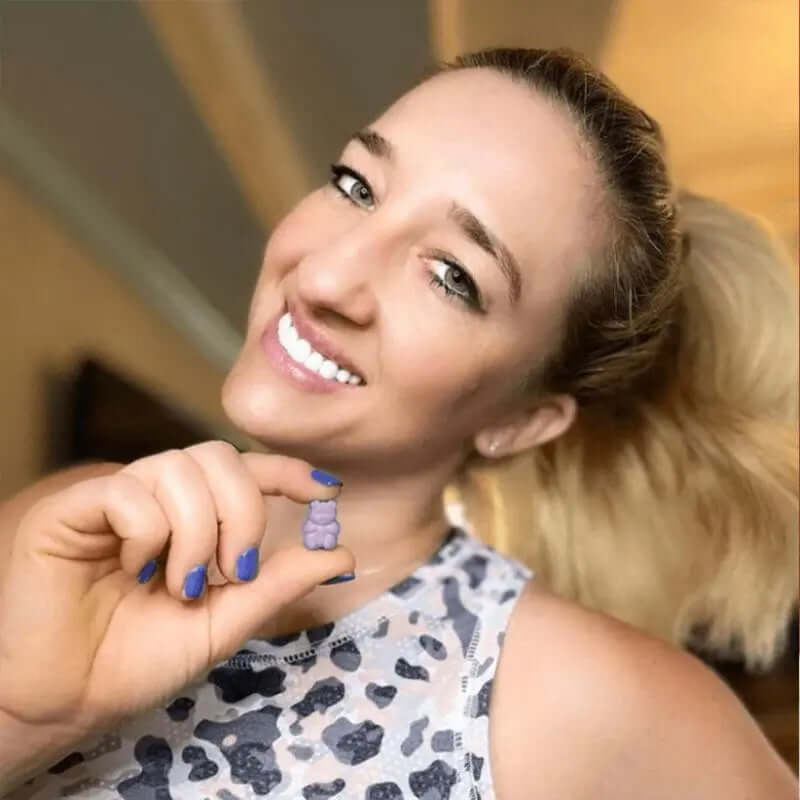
[{"xmin": 451, "ymin": 192, "xmax": 798, "ymax": 672}]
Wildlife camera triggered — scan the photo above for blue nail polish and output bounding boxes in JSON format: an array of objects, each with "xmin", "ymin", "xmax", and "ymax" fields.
[
  {"xmin": 311, "ymin": 469, "xmax": 342, "ymax": 487},
  {"xmin": 183, "ymin": 565, "xmax": 207, "ymax": 599},
  {"xmin": 137, "ymin": 558, "xmax": 157, "ymax": 584},
  {"xmin": 320, "ymin": 572, "xmax": 355, "ymax": 585},
  {"xmin": 236, "ymin": 547, "xmax": 259, "ymax": 582}
]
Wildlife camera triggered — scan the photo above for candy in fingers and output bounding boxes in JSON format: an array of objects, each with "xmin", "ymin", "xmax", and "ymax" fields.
[{"xmin": 302, "ymin": 499, "xmax": 340, "ymax": 550}]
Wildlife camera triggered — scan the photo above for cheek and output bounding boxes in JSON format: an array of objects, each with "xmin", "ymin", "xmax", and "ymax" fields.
[
  {"xmin": 385, "ymin": 315, "xmax": 505, "ymax": 419},
  {"xmin": 262, "ymin": 194, "xmax": 327, "ymax": 274}
]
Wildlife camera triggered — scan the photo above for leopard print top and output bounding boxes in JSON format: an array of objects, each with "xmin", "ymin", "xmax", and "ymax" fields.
[{"xmin": 10, "ymin": 528, "xmax": 532, "ymax": 800}]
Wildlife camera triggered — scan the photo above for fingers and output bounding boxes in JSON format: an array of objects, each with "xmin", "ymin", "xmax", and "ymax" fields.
[
  {"xmin": 21, "ymin": 474, "xmax": 170, "ymax": 577},
  {"xmin": 121, "ymin": 445, "xmax": 342, "ymax": 600},
  {"xmin": 207, "ymin": 543, "xmax": 356, "ymax": 659},
  {"xmin": 184, "ymin": 442, "xmax": 266, "ymax": 584},
  {"xmin": 239, "ymin": 453, "xmax": 343, "ymax": 503},
  {"xmin": 121, "ymin": 451, "xmax": 218, "ymax": 600},
  {"xmin": 29, "ymin": 443, "xmax": 346, "ymax": 606}
]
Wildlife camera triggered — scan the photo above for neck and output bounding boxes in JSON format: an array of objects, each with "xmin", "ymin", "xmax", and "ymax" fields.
[{"xmin": 254, "ymin": 454, "xmax": 462, "ymax": 638}]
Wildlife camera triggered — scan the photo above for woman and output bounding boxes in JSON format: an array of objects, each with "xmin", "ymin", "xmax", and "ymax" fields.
[{"xmin": 0, "ymin": 48, "xmax": 797, "ymax": 798}]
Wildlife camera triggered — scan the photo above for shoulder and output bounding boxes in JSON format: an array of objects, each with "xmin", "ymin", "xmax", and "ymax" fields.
[{"xmin": 489, "ymin": 581, "xmax": 797, "ymax": 799}]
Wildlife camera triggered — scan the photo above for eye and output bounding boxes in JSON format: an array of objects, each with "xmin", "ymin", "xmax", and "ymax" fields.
[
  {"xmin": 428, "ymin": 252, "xmax": 484, "ymax": 313},
  {"xmin": 329, "ymin": 163, "xmax": 374, "ymax": 209}
]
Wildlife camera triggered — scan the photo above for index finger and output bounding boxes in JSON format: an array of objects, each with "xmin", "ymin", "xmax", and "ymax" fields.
[{"xmin": 239, "ymin": 453, "xmax": 343, "ymax": 503}]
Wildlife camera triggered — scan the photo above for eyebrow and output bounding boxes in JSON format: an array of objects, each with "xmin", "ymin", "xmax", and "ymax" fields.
[
  {"xmin": 349, "ymin": 128, "xmax": 523, "ymax": 305},
  {"xmin": 352, "ymin": 128, "xmax": 394, "ymax": 161}
]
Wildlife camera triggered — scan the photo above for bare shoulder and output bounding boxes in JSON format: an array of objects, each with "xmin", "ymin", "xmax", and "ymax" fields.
[{"xmin": 489, "ymin": 581, "xmax": 797, "ymax": 800}]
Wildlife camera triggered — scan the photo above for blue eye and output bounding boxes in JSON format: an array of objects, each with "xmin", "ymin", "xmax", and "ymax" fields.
[
  {"xmin": 329, "ymin": 163, "xmax": 374, "ymax": 209},
  {"xmin": 428, "ymin": 255, "xmax": 483, "ymax": 312}
]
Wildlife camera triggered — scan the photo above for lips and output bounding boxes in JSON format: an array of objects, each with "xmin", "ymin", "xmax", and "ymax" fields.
[{"xmin": 286, "ymin": 300, "xmax": 365, "ymax": 383}]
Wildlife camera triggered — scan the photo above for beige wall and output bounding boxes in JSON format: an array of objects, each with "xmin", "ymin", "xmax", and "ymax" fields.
[
  {"xmin": 600, "ymin": 0, "xmax": 798, "ymax": 262},
  {"xmin": 0, "ymin": 172, "xmax": 245, "ymax": 497}
]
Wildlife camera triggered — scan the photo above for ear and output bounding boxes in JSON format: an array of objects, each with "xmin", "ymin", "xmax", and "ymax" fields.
[{"xmin": 473, "ymin": 394, "xmax": 577, "ymax": 459}]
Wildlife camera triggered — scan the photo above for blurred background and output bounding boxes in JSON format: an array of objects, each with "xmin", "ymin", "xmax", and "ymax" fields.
[{"xmin": 0, "ymin": 0, "xmax": 796, "ymax": 773}]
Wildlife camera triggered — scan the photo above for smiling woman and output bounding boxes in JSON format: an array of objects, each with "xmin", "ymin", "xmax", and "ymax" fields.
[{"xmin": 1, "ymin": 47, "xmax": 797, "ymax": 799}]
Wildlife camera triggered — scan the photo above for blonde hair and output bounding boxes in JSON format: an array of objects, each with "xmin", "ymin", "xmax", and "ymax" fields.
[{"xmin": 440, "ymin": 49, "xmax": 798, "ymax": 672}]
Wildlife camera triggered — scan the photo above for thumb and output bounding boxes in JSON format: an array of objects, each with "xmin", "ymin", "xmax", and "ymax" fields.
[{"xmin": 205, "ymin": 543, "xmax": 356, "ymax": 659}]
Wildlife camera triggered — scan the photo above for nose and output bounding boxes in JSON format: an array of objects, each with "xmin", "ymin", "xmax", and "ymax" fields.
[{"xmin": 294, "ymin": 224, "xmax": 385, "ymax": 327}]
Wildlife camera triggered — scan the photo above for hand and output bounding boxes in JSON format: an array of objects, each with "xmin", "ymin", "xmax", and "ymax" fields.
[{"xmin": 0, "ymin": 442, "xmax": 353, "ymax": 735}]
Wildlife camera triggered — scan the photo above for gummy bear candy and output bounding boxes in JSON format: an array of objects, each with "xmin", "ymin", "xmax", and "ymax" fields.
[{"xmin": 302, "ymin": 498, "xmax": 340, "ymax": 550}]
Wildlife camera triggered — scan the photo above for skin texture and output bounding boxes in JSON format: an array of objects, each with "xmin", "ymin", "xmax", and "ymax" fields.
[
  {"xmin": 491, "ymin": 582, "xmax": 798, "ymax": 798},
  {"xmin": 224, "ymin": 69, "xmax": 588, "ymax": 472}
]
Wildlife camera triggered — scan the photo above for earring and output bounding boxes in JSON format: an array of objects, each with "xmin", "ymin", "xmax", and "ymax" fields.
[{"xmin": 488, "ymin": 440, "xmax": 499, "ymax": 455}]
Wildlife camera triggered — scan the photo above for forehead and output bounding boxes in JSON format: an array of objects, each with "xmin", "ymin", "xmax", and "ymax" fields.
[{"xmin": 373, "ymin": 69, "xmax": 599, "ymax": 302}]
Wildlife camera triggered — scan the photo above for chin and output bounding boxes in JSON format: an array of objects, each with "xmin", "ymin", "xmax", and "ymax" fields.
[
  {"xmin": 221, "ymin": 369, "xmax": 292, "ymax": 441},
  {"xmin": 220, "ymin": 361, "xmax": 347, "ymax": 462}
]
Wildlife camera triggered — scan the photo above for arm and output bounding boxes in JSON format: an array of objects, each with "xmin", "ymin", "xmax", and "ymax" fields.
[
  {"xmin": 0, "ymin": 462, "xmax": 124, "ymax": 792},
  {"xmin": 491, "ymin": 583, "xmax": 797, "ymax": 799},
  {"xmin": 0, "ymin": 710, "xmax": 96, "ymax": 794}
]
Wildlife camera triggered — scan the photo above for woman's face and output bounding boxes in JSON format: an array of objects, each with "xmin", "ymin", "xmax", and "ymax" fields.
[{"xmin": 223, "ymin": 68, "xmax": 597, "ymax": 472}]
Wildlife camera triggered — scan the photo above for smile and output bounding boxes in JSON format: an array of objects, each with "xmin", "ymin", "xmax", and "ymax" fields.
[{"xmin": 277, "ymin": 312, "xmax": 364, "ymax": 385}]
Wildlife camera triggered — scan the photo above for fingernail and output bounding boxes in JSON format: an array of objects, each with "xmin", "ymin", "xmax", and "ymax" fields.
[
  {"xmin": 236, "ymin": 547, "xmax": 259, "ymax": 582},
  {"xmin": 137, "ymin": 558, "xmax": 158, "ymax": 584},
  {"xmin": 183, "ymin": 565, "xmax": 207, "ymax": 599},
  {"xmin": 320, "ymin": 572, "xmax": 355, "ymax": 585},
  {"xmin": 311, "ymin": 469, "xmax": 342, "ymax": 487}
]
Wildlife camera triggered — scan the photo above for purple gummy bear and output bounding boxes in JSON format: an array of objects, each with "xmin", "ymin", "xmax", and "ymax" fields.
[{"xmin": 302, "ymin": 499, "xmax": 340, "ymax": 550}]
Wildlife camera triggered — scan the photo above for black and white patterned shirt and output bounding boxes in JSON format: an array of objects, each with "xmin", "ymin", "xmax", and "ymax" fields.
[{"xmin": 10, "ymin": 528, "xmax": 532, "ymax": 800}]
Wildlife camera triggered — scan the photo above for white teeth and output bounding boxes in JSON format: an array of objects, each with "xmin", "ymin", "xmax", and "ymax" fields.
[
  {"xmin": 319, "ymin": 359, "xmax": 338, "ymax": 380},
  {"xmin": 291, "ymin": 338, "xmax": 312, "ymax": 363},
  {"xmin": 277, "ymin": 311, "xmax": 363, "ymax": 385},
  {"xmin": 304, "ymin": 351, "xmax": 324, "ymax": 371},
  {"xmin": 277, "ymin": 317, "xmax": 288, "ymax": 343}
]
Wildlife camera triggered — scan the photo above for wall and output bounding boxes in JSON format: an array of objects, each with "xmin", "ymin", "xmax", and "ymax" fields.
[{"xmin": 0, "ymin": 171, "xmax": 246, "ymax": 497}]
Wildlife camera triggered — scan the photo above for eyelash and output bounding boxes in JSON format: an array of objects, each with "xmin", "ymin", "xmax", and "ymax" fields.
[{"xmin": 328, "ymin": 163, "xmax": 484, "ymax": 312}]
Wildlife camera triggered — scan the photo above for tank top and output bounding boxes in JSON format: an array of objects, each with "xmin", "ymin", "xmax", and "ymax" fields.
[{"xmin": 9, "ymin": 527, "xmax": 532, "ymax": 800}]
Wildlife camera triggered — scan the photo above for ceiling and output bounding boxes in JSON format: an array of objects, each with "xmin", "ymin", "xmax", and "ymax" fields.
[{"xmin": 2, "ymin": 0, "xmax": 796, "ymax": 350}]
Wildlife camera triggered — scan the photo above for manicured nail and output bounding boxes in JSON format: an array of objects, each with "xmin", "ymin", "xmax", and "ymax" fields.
[
  {"xmin": 311, "ymin": 469, "xmax": 342, "ymax": 487},
  {"xmin": 183, "ymin": 565, "xmax": 207, "ymax": 599},
  {"xmin": 137, "ymin": 558, "xmax": 158, "ymax": 584},
  {"xmin": 320, "ymin": 572, "xmax": 355, "ymax": 585},
  {"xmin": 236, "ymin": 547, "xmax": 259, "ymax": 582}
]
